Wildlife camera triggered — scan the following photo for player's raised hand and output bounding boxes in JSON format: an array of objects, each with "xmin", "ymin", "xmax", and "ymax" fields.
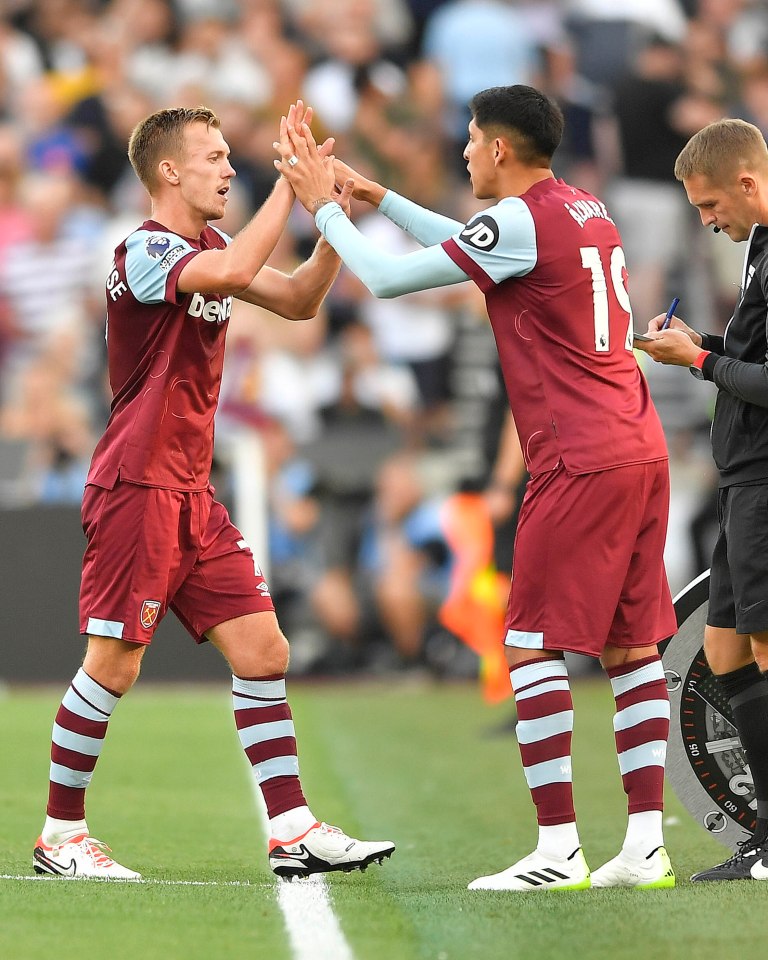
[
  {"xmin": 277, "ymin": 102, "xmax": 335, "ymax": 162},
  {"xmin": 288, "ymin": 100, "xmax": 313, "ymax": 134},
  {"xmin": 273, "ymin": 115, "xmax": 336, "ymax": 214}
]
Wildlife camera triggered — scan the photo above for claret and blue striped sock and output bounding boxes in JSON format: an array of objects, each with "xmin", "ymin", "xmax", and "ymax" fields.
[
  {"xmin": 510, "ymin": 656, "xmax": 580, "ymax": 856},
  {"xmin": 232, "ymin": 674, "xmax": 313, "ymax": 838},
  {"xmin": 44, "ymin": 667, "xmax": 121, "ymax": 842},
  {"xmin": 606, "ymin": 655, "xmax": 670, "ymax": 857}
]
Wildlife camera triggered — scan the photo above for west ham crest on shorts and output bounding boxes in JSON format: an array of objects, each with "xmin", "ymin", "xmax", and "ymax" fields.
[
  {"xmin": 140, "ymin": 599, "xmax": 161, "ymax": 629},
  {"xmin": 662, "ymin": 571, "xmax": 756, "ymax": 850}
]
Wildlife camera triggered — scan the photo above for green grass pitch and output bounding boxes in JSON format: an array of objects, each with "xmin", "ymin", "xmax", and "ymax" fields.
[{"xmin": 0, "ymin": 679, "xmax": 763, "ymax": 960}]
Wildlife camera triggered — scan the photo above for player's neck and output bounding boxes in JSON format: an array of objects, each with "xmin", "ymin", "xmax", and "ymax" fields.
[
  {"xmin": 147, "ymin": 197, "xmax": 208, "ymax": 240},
  {"xmin": 497, "ymin": 167, "xmax": 555, "ymax": 200}
]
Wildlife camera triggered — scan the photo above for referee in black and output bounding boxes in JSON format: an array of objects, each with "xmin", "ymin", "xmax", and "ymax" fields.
[{"xmin": 638, "ymin": 117, "xmax": 768, "ymax": 882}]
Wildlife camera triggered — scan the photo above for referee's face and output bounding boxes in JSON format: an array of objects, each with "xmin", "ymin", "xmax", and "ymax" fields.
[{"xmin": 683, "ymin": 171, "xmax": 757, "ymax": 242}]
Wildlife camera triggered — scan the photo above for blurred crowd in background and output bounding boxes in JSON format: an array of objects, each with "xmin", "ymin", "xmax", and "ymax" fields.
[{"xmin": 0, "ymin": 0, "xmax": 757, "ymax": 676}]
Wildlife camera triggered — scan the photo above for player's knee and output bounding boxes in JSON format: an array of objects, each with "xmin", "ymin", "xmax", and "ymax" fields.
[
  {"xmin": 227, "ymin": 626, "xmax": 289, "ymax": 677},
  {"xmin": 83, "ymin": 640, "xmax": 144, "ymax": 694},
  {"xmin": 261, "ymin": 629, "xmax": 290, "ymax": 674}
]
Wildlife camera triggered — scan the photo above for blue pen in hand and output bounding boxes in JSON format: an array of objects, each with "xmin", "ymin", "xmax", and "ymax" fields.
[{"xmin": 661, "ymin": 297, "xmax": 680, "ymax": 330}]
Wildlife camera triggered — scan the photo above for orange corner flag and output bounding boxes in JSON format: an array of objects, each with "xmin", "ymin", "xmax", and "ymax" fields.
[{"xmin": 438, "ymin": 493, "xmax": 512, "ymax": 702}]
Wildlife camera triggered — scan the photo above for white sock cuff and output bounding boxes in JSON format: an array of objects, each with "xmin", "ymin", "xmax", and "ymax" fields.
[
  {"xmin": 72, "ymin": 668, "xmax": 120, "ymax": 715},
  {"xmin": 42, "ymin": 816, "xmax": 88, "ymax": 845},
  {"xmin": 537, "ymin": 821, "xmax": 580, "ymax": 859},
  {"xmin": 623, "ymin": 810, "xmax": 664, "ymax": 856},
  {"xmin": 232, "ymin": 675, "xmax": 286, "ymax": 701},
  {"xmin": 510, "ymin": 658, "xmax": 568, "ymax": 693},
  {"xmin": 609, "ymin": 659, "xmax": 665, "ymax": 698},
  {"xmin": 269, "ymin": 805, "xmax": 316, "ymax": 840}
]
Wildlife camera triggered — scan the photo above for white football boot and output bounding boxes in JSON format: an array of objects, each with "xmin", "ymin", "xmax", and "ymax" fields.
[
  {"xmin": 269, "ymin": 821, "xmax": 395, "ymax": 879},
  {"xmin": 591, "ymin": 845, "xmax": 675, "ymax": 888},
  {"xmin": 468, "ymin": 846, "xmax": 591, "ymax": 891},
  {"xmin": 33, "ymin": 833, "xmax": 141, "ymax": 880}
]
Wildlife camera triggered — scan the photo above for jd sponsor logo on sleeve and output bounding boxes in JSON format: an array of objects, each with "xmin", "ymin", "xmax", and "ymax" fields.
[
  {"xmin": 662, "ymin": 571, "xmax": 757, "ymax": 851},
  {"xmin": 460, "ymin": 215, "xmax": 500, "ymax": 250},
  {"xmin": 140, "ymin": 600, "xmax": 161, "ymax": 629}
]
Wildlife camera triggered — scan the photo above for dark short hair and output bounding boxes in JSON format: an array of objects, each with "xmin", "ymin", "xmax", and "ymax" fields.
[
  {"xmin": 128, "ymin": 106, "xmax": 220, "ymax": 192},
  {"xmin": 469, "ymin": 85, "xmax": 564, "ymax": 166}
]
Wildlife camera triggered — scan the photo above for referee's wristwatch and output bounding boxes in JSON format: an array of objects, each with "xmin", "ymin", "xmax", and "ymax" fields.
[{"xmin": 689, "ymin": 349, "xmax": 710, "ymax": 380}]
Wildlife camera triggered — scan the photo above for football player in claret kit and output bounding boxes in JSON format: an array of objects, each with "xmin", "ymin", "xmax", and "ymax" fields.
[
  {"xmin": 277, "ymin": 84, "xmax": 678, "ymax": 891},
  {"xmin": 32, "ymin": 103, "xmax": 395, "ymax": 880}
]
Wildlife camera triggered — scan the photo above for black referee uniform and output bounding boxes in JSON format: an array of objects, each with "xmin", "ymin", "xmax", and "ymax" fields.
[{"xmin": 692, "ymin": 224, "xmax": 768, "ymax": 634}]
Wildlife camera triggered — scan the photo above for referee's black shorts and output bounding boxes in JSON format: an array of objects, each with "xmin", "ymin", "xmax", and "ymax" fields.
[{"xmin": 708, "ymin": 482, "xmax": 768, "ymax": 635}]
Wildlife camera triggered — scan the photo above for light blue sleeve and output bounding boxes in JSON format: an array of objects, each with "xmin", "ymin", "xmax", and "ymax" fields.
[
  {"xmin": 125, "ymin": 230, "xmax": 197, "ymax": 304},
  {"xmin": 378, "ymin": 190, "xmax": 465, "ymax": 247},
  {"xmin": 315, "ymin": 203, "xmax": 468, "ymax": 297},
  {"xmin": 450, "ymin": 197, "xmax": 538, "ymax": 283}
]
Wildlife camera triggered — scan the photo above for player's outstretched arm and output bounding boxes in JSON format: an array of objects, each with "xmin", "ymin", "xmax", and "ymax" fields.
[
  {"xmin": 236, "ymin": 178, "xmax": 355, "ymax": 320},
  {"xmin": 306, "ymin": 198, "xmax": 466, "ymax": 299},
  {"xmin": 330, "ymin": 158, "xmax": 466, "ymax": 248},
  {"xmin": 331, "ymin": 158, "xmax": 387, "ymax": 208},
  {"xmin": 271, "ymin": 118, "xmax": 467, "ymax": 298}
]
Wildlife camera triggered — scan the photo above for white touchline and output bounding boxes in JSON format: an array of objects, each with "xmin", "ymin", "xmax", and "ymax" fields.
[
  {"xmin": 248, "ymin": 768, "xmax": 355, "ymax": 960},
  {"xmin": 0, "ymin": 875, "xmax": 267, "ymax": 887},
  {"xmin": 277, "ymin": 876, "xmax": 355, "ymax": 960}
]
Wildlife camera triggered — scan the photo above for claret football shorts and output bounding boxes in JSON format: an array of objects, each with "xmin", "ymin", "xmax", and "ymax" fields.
[
  {"xmin": 504, "ymin": 460, "xmax": 677, "ymax": 658},
  {"xmin": 79, "ymin": 480, "xmax": 274, "ymax": 644}
]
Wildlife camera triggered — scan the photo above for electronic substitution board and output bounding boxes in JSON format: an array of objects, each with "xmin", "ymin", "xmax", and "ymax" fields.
[{"xmin": 661, "ymin": 571, "xmax": 756, "ymax": 850}]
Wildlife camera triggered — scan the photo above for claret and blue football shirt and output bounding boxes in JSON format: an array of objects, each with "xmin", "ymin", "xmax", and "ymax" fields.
[
  {"xmin": 316, "ymin": 178, "xmax": 668, "ymax": 477},
  {"xmin": 88, "ymin": 220, "xmax": 232, "ymax": 491}
]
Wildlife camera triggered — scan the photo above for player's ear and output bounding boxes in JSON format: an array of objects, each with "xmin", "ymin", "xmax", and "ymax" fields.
[
  {"xmin": 158, "ymin": 159, "xmax": 180, "ymax": 185},
  {"xmin": 494, "ymin": 137, "xmax": 507, "ymax": 164}
]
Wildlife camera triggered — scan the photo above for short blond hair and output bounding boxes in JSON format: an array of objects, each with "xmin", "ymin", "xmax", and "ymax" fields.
[
  {"xmin": 128, "ymin": 106, "xmax": 220, "ymax": 192},
  {"xmin": 674, "ymin": 118, "xmax": 768, "ymax": 183}
]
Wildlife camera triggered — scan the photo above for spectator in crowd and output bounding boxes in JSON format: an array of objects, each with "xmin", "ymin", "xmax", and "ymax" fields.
[
  {"xmin": 299, "ymin": 321, "xmax": 411, "ymax": 665},
  {"xmin": 420, "ymin": 0, "xmax": 542, "ymax": 158},
  {"xmin": 610, "ymin": 34, "xmax": 720, "ymax": 336},
  {"xmin": 0, "ymin": 347, "xmax": 95, "ymax": 503},
  {"xmin": 564, "ymin": 0, "xmax": 688, "ymax": 92},
  {"xmin": 0, "ymin": 172, "xmax": 99, "ymax": 402}
]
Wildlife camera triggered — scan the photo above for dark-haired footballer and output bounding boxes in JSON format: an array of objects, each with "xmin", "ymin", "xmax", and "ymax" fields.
[{"xmin": 277, "ymin": 84, "xmax": 677, "ymax": 891}]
